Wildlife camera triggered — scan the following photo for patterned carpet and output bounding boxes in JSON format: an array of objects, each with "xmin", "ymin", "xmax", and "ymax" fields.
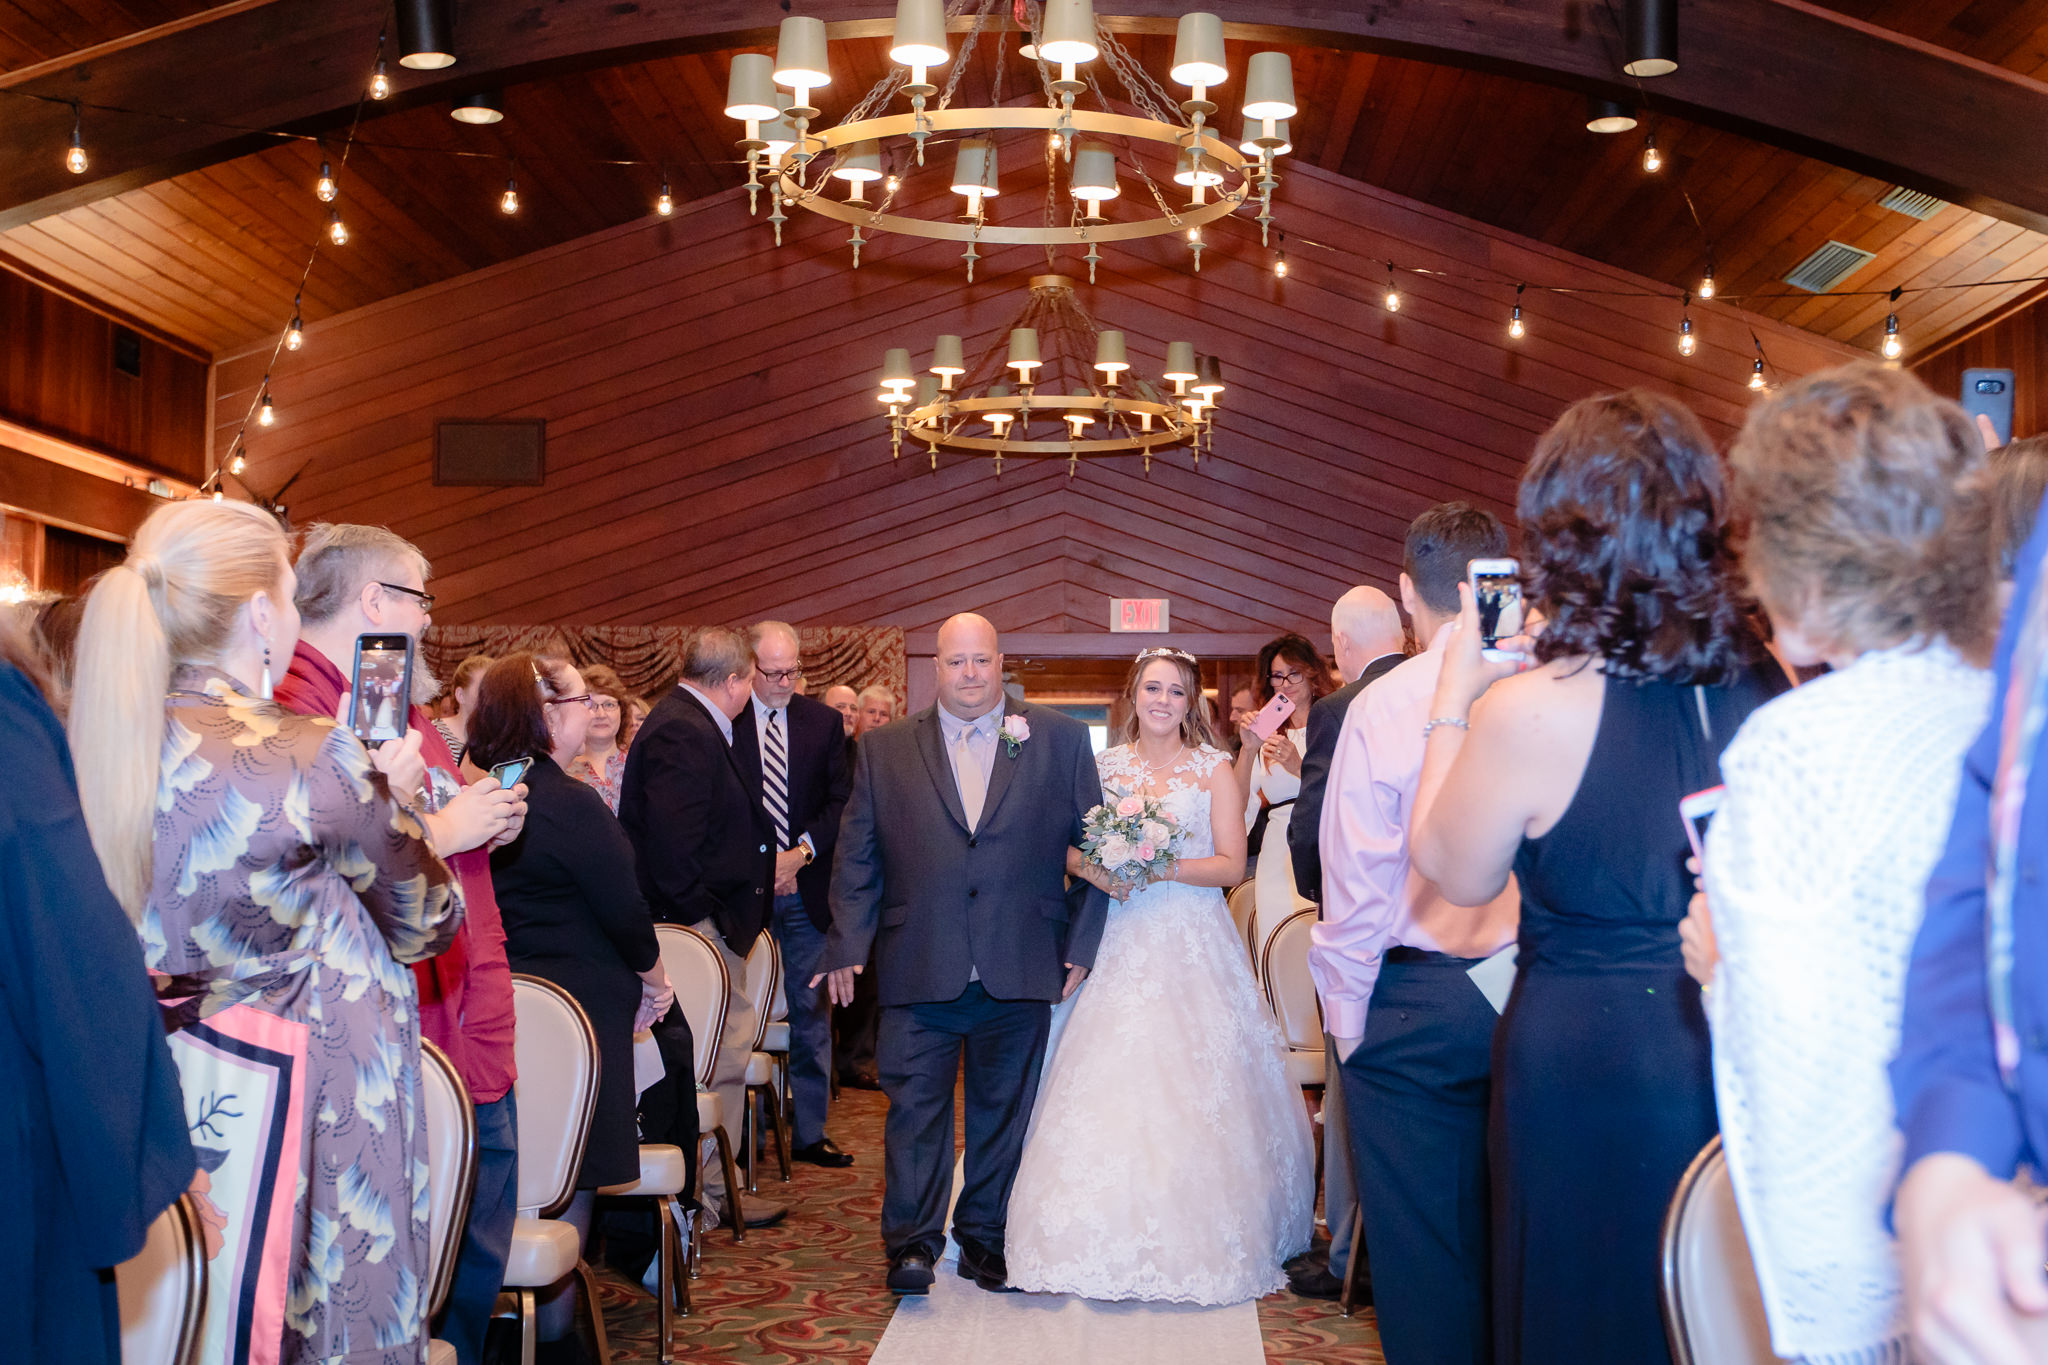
[{"xmin": 581, "ymin": 1088, "xmax": 1385, "ymax": 1364}]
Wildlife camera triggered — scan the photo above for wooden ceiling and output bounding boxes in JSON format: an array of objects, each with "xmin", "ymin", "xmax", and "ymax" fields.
[{"xmin": 4, "ymin": 4, "xmax": 2048, "ymax": 362}]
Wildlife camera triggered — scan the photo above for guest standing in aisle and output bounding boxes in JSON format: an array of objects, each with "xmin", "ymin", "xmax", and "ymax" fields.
[
  {"xmin": 730, "ymin": 621, "xmax": 854, "ymax": 1167},
  {"xmin": 1410, "ymin": 391, "xmax": 1785, "ymax": 1365},
  {"xmin": 620, "ymin": 628, "xmax": 787, "ymax": 1228}
]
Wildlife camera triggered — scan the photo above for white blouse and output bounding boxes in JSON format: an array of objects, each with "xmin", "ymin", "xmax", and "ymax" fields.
[
  {"xmin": 1242, "ymin": 724, "xmax": 1307, "ymax": 833},
  {"xmin": 1705, "ymin": 643, "xmax": 1989, "ymax": 1365}
]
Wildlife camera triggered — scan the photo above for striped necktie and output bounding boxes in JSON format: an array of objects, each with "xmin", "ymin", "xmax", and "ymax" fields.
[{"xmin": 763, "ymin": 709, "xmax": 791, "ymax": 850}]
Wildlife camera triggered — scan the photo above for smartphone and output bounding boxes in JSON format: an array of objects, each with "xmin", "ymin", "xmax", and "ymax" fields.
[
  {"xmin": 1962, "ymin": 368, "xmax": 2016, "ymax": 448},
  {"xmin": 350, "ymin": 633, "xmax": 415, "ymax": 746},
  {"xmin": 1680, "ymin": 785, "xmax": 1724, "ymax": 864},
  {"xmin": 1247, "ymin": 690, "xmax": 1296, "ymax": 742},
  {"xmin": 1469, "ymin": 557, "xmax": 1525, "ymax": 662},
  {"xmin": 490, "ymin": 755, "xmax": 533, "ymax": 790}
]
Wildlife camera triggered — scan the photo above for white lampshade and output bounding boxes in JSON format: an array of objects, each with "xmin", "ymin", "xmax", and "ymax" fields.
[
  {"xmin": 1194, "ymin": 354, "xmax": 1226, "ymax": 397},
  {"xmin": 833, "ymin": 140, "xmax": 883, "ymax": 182},
  {"xmin": 725, "ymin": 53, "xmax": 779, "ymax": 121},
  {"xmin": 890, "ymin": 0, "xmax": 949, "ymax": 69},
  {"xmin": 912, "ymin": 375, "xmax": 940, "ymax": 409},
  {"xmin": 773, "ymin": 16, "xmax": 831, "ymax": 92},
  {"xmin": 1070, "ymin": 142, "xmax": 1120, "ymax": 203},
  {"xmin": 881, "ymin": 347, "xmax": 916, "ymax": 391},
  {"xmin": 1240, "ymin": 119, "xmax": 1291, "ymax": 156},
  {"xmin": 1008, "ymin": 328, "xmax": 1041, "ymax": 372},
  {"xmin": 1066, "ymin": 392, "xmax": 1098, "ymax": 427},
  {"xmin": 1038, "ymin": 0, "xmax": 1099, "ymax": 65},
  {"xmin": 1242, "ymin": 51, "xmax": 1298, "ymax": 120},
  {"xmin": 931, "ymin": 334, "xmax": 965, "ymax": 376},
  {"xmin": 1170, "ymin": 13, "xmax": 1227, "ymax": 88},
  {"xmin": 760, "ymin": 94, "xmax": 799, "ymax": 159},
  {"xmin": 951, "ymin": 138, "xmax": 1000, "ymax": 197},
  {"xmin": 1163, "ymin": 341, "xmax": 1197, "ymax": 382},
  {"xmin": 1173, "ymin": 146, "xmax": 1224, "ymax": 188},
  {"xmin": 1094, "ymin": 330, "xmax": 1129, "ymax": 373}
]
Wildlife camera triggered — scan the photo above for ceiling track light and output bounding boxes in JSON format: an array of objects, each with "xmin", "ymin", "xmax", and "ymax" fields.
[
  {"xmin": 1586, "ymin": 97, "xmax": 1638, "ymax": 135},
  {"xmin": 452, "ymin": 90, "xmax": 504, "ymax": 125},
  {"xmin": 1882, "ymin": 288, "xmax": 1904, "ymax": 360},
  {"xmin": 1509, "ymin": 284, "xmax": 1527, "ymax": 339},
  {"xmin": 396, "ymin": 0, "xmax": 455, "ymax": 70},
  {"xmin": 1624, "ymin": 0, "xmax": 1679, "ymax": 78},
  {"xmin": 327, "ymin": 207, "xmax": 348, "ymax": 245},
  {"xmin": 65, "ymin": 102, "xmax": 86, "ymax": 175},
  {"xmin": 1385, "ymin": 262, "xmax": 1401, "ymax": 313}
]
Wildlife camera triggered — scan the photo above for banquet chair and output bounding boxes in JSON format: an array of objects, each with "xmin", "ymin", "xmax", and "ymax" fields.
[
  {"xmin": 658, "ymin": 923, "xmax": 749, "ymax": 1264},
  {"xmin": 1226, "ymin": 880, "xmax": 1258, "ymax": 964},
  {"xmin": 740, "ymin": 929, "xmax": 791, "ymax": 1190},
  {"xmin": 1260, "ymin": 907, "xmax": 1328, "ymax": 1093},
  {"xmin": 116, "ymin": 1193, "xmax": 207, "ymax": 1365},
  {"xmin": 761, "ymin": 944, "xmax": 791, "ymax": 1145},
  {"xmin": 420, "ymin": 1039, "xmax": 479, "ymax": 1365},
  {"xmin": 1660, "ymin": 1135, "xmax": 1783, "ymax": 1365},
  {"xmin": 503, "ymin": 974, "xmax": 609, "ymax": 1365}
]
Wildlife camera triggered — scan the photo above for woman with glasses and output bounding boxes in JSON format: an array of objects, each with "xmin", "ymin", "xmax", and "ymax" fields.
[
  {"xmin": 569, "ymin": 662, "xmax": 640, "ymax": 813},
  {"xmin": 1234, "ymin": 634, "xmax": 1330, "ymax": 922},
  {"xmin": 466, "ymin": 651, "xmax": 671, "ymax": 1346}
]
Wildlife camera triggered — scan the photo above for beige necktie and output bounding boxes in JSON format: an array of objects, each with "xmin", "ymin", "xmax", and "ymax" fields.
[{"xmin": 955, "ymin": 725, "xmax": 987, "ymax": 830}]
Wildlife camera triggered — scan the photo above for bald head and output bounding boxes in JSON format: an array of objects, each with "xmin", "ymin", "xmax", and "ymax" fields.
[
  {"xmin": 823, "ymin": 683, "xmax": 859, "ymax": 735},
  {"xmin": 934, "ymin": 613, "xmax": 1003, "ymax": 720},
  {"xmin": 1331, "ymin": 586, "xmax": 1404, "ymax": 682}
]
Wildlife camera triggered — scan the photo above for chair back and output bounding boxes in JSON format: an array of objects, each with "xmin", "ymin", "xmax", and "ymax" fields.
[
  {"xmin": 419, "ymin": 1039, "xmax": 478, "ymax": 1318},
  {"xmin": 744, "ymin": 929, "xmax": 781, "ymax": 1049},
  {"xmin": 1260, "ymin": 907, "xmax": 1326, "ymax": 1052},
  {"xmin": 511, "ymin": 974, "xmax": 600, "ymax": 1217},
  {"xmin": 1226, "ymin": 880, "xmax": 1258, "ymax": 963},
  {"xmin": 658, "ymin": 923, "xmax": 730, "ymax": 1089},
  {"xmin": 1661, "ymin": 1135, "xmax": 1784, "ymax": 1365},
  {"xmin": 117, "ymin": 1194, "xmax": 207, "ymax": 1365}
]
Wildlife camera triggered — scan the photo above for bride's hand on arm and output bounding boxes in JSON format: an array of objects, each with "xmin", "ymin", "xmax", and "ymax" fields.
[{"xmin": 1067, "ymin": 846, "xmax": 1132, "ymax": 901}]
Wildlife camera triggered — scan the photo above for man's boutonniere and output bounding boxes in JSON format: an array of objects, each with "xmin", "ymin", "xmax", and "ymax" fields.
[{"xmin": 1000, "ymin": 713, "xmax": 1030, "ymax": 757}]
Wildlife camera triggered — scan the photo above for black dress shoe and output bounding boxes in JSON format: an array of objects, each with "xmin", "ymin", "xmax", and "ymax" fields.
[
  {"xmin": 839, "ymin": 1069, "xmax": 883, "ymax": 1091},
  {"xmin": 792, "ymin": 1137, "xmax": 855, "ymax": 1167},
  {"xmin": 1288, "ymin": 1261, "xmax": 1370, "ymax": 1305},
  {"xmin": 954, "ymin": 1235, "xmax": 1018, "ymax": 1293},
  {"xmin": 887, "ymin": 1248, "xmax": 937, "ymax": 1295}
]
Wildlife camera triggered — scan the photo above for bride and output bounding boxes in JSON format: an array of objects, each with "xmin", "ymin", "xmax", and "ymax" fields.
[{"xmin": 1005, "ymin": 646, "xmax": 1314, "ymax": 1304}]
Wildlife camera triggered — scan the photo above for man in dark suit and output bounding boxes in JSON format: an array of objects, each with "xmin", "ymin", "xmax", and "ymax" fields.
[
  {"xmin": 1284, "ymin": 583, "xmax": 1406, "ymax": 1300},
  {"xmin": 730, "ymin": 621, "xmax": 854, "ymax": 1167},
  {"xmin": 619, "ymin": 626, "xmax": 786, "ymax": 1228},
  {"xmin": 816, "ymin": 613, "xmax": 1110, "ymax": 1296}
]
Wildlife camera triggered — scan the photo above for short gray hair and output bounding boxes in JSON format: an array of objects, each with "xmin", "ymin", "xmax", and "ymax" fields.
[
  {"xmin": 683, "ymin": 626, "xmax": 753, "ymax": 687},
  {"xmin": 748, "ymin": 620, "xmax": 800, "ymax": 657},
  {"xmin": 294, "ymin": 523, "xmax": 430, "ymax": 625},
  {"xmin": 857, "ymin": 684, "xmax": 895, "ymax": 709}
]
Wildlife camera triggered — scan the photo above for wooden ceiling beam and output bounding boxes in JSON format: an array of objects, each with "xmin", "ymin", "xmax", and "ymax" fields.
[{"xmin": 3, "ymin": 0, "xmax": 2048, "ymax": 235}]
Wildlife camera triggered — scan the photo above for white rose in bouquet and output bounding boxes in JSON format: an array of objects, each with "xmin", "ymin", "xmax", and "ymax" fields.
[
  {"xmin": 1098, "ymin": 835, "xmax": 1134, "ymax": 869},
  {"xmin": 1141, "ymin": 819, "xmax": 1172, "ymax": 849}
]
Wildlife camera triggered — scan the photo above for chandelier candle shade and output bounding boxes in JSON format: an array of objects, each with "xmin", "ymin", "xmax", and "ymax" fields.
[
  {"xmin": 727, "ymin": 4, "xmax": 1301, "ymax": 275},
  {"xmin": 881, "ymin": 276, "xmax": 1213, "ymax": 473}
]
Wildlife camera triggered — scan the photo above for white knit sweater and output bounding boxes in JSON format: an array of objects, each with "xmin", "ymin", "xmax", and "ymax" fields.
[{"xmin": 1705, "ymin": 643, "xmax": 1990, "ymax": 1365}]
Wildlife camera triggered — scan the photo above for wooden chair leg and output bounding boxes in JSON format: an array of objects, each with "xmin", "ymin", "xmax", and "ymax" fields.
[
  {"xmin": 573, "ymin": 1259, "xmax": 612, "ymax": 1365},
  {"xmin": 744, "ymin": 1087, "xmax": 761, "ymax": 1194},
  {"xmin": 715, "ymin": 1126, "xmax": 748, "ymax": 1243},
  {"xmin": 770, "ymin": 1078, "xmax": 792, "ymax": 1182},
  {"xmin": 1340, "ymin": 1204, "xmax": 1366, "ymax": 1318},
  {"xmin": 652, "ymin": 1199, "xmax": 676, "ymax": 1364},
  {"xmin": 519, "ymin": 1288, "xmax": 538, "ymax": 1365},
  {"xmin": 667, "ymin": 1195, "xmax": 694, "ymax": 1316}
]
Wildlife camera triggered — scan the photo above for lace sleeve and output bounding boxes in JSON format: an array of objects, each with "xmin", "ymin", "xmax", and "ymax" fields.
[
  {"xmin": 1094, "ymin": 744, "xmax": 1136, "ymax": 799},
  {"xmin": 1179, "ymin": 744, "xmax": 1228, "ymax": 779}
]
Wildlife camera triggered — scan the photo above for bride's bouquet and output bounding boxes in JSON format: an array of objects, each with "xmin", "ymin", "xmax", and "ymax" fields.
[{"xmin": 1080, "ymin": 793, "xmax": 1182, "ymax": 891}]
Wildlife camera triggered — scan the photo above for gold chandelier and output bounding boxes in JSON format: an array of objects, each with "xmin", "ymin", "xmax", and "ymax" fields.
[
  {"xmin": 724, "ymin": 0, "xmax": 1298, "ymax": 277},
  {"xmin": 878, "ymin": 274, "xmax": 1222, "ymax": 473}
]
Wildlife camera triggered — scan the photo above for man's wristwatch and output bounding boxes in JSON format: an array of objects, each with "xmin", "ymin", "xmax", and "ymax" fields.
[{"xmin": 796, "ymin": 837, "xmax": 816, "ymax": 866}]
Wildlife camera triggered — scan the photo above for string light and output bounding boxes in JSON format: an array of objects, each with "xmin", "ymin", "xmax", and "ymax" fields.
[
  {"xmin": 371, "ymin": 58, "xmax": 391, "ymax": 100},
  {"xmin": 1750, "ymin": 357, "xmax": 1766, "ymax": 390},
  {"xmin": 212, "ymin": 489, "xmax": 224, "ymax": 502},
  {"xmin": 65, "ymin": 103, "xmax": 86, "ymax": 174},
  {"xmin": 257, "ymin": 388, "xmax": 276, "ymax": 426},
  {"xmin": 500, "ymin": 174, "xmax": 520, "ymax": 215},
  {"xmin": 885, "ymin": 172, "xmax": 901, "ymax": 195},
  {"xmin": 1881, "ymin": 287, "xmax": 1904, "ymax": 360},
  {"xmin": 1678, "ymin": 315, "xmax": 1695, "ymax": 355},
  {"xmin": 1699, "ymin": 260, "xmax": 1716, "ymax": 299},
  {"xmin": 656, "ymin": 175, "xmax": 673, "ymax": 216},
  {"xmin": 1642, "ymin": 133, "xmax": 1662, "ymax": 173},
  {"xmin": 1273, "ymin": 233, "xmax": 1287, "ymax": 279},
  {"xmin": 1509, "ymin": 284, "xmax": 1526, "ymax": 339},
  {"xmin": 228, "ymin": 445, "xmax": 247, "ymax": 476},
  {"xmin": 328, "ymin": 208, "xmax": 348, "ymax": 245},
  {"xmin": 285, "ymin": 295, "xmax": 304, "ymax": 351},
  {"xmin": 1384, "ymin": 263, "xmax": 1401, "ymax": 313},
  {"xmin": 315, "ymin": 160, "xmax": 338, "ymax": 203}
]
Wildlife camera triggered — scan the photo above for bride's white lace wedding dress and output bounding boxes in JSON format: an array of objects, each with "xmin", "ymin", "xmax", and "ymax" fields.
[{"xmin": 1005, "ymin": 743, "xmax": 1314, "ymax": 1304}]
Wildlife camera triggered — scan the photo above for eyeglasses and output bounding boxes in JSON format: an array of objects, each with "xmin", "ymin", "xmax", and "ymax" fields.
[
  {"xmin": 589, "ymin": 698, "xmax": 621, "ymax": 714},
  {"xmin": 758, "ymin": 666, "xmax": 804, "ymax": 683},
  {"xmin": 1267, "ymin": 668, "xmax": 1306, "ymax": 687},
  {"xmin": 377, "ymin": 582, "xmax": 436, "ymax": 611},
  {"xmin": 544, "ymin": 693, "xmax": 596, "ymax": 710}
]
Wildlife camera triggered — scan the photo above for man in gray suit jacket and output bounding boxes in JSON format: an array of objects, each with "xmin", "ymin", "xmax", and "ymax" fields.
[{"xmin": 817, "ymin": 614, "xmax": 1110, "ymax": 1296}]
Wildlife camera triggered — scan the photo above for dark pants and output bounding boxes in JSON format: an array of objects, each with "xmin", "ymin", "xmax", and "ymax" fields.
[
  {"xmin": 435, "ymin": 1091, "xmax": 518, "ymax": 1365},
  {"xmin": 834, "ymin": 950, "xmax": 881, "ymax": 1079},
  {"xmin": 877, "ymin": 981, "xmax": 1050, "ymax": 1259},
  {"xmin": 1344, "ymin": 951, "xmax": 1497, "ymax": 1365},
  {"xmin": 772, "ymin": 894, "xmax": 833, "ymax": 1147}
]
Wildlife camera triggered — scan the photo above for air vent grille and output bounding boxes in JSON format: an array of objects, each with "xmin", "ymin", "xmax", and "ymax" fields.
[
  {"xmin": 1783, "ymin": 240, "xmax": 1876, "ymax": 293},
  {"xmin": 1878, "ymin": 186, "xmax": 1949, "ymax": 220}
]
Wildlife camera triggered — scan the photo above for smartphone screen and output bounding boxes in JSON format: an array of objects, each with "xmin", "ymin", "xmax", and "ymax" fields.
[
  {"xmin": 1680, "ymin": 785, "xmax": 1724, "ymax": 864},
  {"xmin": 1473, "ymin": 570, "xmax": 1525, "ymax": 648},
  {"xmin": 351, "ymin": 634, "xmax": 414, "ymax": 745},
  {"xmin": 1248, "ymin": 691, "xmax": 1296, "ymax": 742},
  {"xmin": 490, "ymin": 756, "xmax": 533, "ymax": 790}
]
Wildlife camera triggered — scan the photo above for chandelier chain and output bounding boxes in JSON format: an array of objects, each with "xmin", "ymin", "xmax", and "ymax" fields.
[
  {"xmin": 938, "ymin": 0, "xmax": 1001, "ymax": 111},
  {"xmin": 1095, "ymin": 27, "xmax": 1183, "ymax": 126}
]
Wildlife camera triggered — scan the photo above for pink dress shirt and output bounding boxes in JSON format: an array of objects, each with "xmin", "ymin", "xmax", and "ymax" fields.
[{"xmin": 1310, "ymin": 624, "xmax": 1519, "ymax": 1039}]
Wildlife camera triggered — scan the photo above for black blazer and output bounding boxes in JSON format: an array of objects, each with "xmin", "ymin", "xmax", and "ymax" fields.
[
  {"xmin": 1288, "ymin": 651, "xmax": 1406, "ymax": 904},
  {"xmin": 823, "ymin": 702, "xmax": 1111, "ymax": 1007},
  {"xmin": 619, "ymin": 686, "xmax": 776, "ymax": 954},
  {"xmin": 730, "ymin": 691, "xmax": 854, "ymax": 929}
]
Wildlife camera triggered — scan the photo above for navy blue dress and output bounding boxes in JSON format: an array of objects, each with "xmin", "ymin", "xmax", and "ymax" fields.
[{"xmin": 1492, "ymin": 668, "xmax": 1781, "ymax": 1365}]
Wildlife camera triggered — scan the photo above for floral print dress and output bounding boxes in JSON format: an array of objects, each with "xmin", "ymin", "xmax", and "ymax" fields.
[{"xmin": 144, "ymin": 667, "xmax": 462, "ymax": 1365}]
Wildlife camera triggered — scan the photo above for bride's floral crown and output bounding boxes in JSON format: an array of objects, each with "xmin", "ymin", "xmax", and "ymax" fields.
[{"xmin": 1134, "ymin": 646, "xmax": 1200, "ymax": 667}]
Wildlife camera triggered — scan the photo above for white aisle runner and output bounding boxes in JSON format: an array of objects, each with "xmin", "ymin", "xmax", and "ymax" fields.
[{"xmin": 867, "ymin": 1273, "xmax": 1267, "ymax": 1365}]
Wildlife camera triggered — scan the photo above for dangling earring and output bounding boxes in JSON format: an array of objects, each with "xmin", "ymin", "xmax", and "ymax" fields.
[{"xmin": 260, "ymin": 642, "xmax": 274, "ymax": 700}]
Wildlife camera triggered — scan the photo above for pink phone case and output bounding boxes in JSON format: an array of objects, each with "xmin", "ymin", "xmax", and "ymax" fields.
[{"xmin": 1249, "ymin": 692, "xmax": 1296, "ymax": 742}]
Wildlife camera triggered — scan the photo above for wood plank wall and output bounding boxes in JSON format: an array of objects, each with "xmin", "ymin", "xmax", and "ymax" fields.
[
  {"xmin": 1916, "ymin": 292, "xmax": 2048, "ymax": 440},
  {"xmin": 0, "ymin": 262, "xmax": 208, "ymax": 480},
  {"xmin": 213, "ymin": 161, "xmax": 1857, "ymax": 637}
]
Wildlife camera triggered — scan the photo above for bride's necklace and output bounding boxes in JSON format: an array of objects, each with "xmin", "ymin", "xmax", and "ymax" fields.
[{"xmin": 1136, "ymin": 743, "xmax": 1185, "ymax": 774}]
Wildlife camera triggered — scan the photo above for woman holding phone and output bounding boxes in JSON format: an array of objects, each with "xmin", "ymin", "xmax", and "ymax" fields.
[
  {"xmin": 1235, "ymin": 633, "xmax": 1328, "ymax": 933},
  {"xmin": 467, "ymin": 652, "xmax": 671, "ymax": 1344}
]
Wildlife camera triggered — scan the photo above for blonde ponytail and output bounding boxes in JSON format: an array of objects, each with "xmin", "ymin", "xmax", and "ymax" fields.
[{"xmin": 69, "ymin": 499, "xmax": 289, "ymax": 921}]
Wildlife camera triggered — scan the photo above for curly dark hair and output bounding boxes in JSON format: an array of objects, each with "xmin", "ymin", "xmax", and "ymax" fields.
[
  {"xmin": 1519, "ymin": 389, "xmax": 1763, "ymax": 685},
  {"xmin": 1254, "ymin": 632, "xmax": 1331, "ymax": 706}
]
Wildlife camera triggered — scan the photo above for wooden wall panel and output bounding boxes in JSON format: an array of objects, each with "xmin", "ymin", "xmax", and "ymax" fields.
[
  {"xmin": 214, "ymin": 161, "xmax": 1858, "ymax": 639},
  {"xmin": 1916, "ymin": 291, "xmax": 2048, "ymax": 440},
  {"xmin": 0, "ymin": 261, "xmax": 207, "ymax": 479}
]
